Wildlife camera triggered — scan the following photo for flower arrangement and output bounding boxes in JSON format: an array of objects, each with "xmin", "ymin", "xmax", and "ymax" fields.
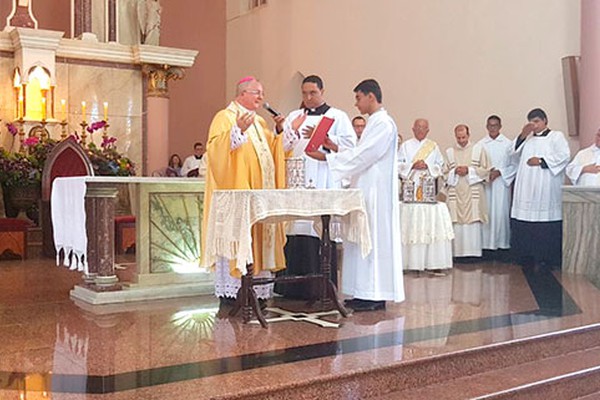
[{"xmin": 0, "ymin": 121, "xmax": 135, "ymax": 189}]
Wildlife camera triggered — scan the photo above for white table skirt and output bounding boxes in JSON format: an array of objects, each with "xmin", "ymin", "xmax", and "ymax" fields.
[{"xmin": 399, "ymin": 202, "xmax": 454, "ymax": 271}]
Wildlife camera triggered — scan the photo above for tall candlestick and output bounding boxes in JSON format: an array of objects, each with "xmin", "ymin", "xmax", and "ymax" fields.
[
  {"xmin": 18, "ymin": 95, "xmax": 23, "ymax": 119},
  {"xmin": 41, "ymin": 98, "xmax": 47, "ymax": 120},
  {"xmin": 81, "ymin": 101, "xmax": 86, "ymax": 122},
  {"xmin": 60, "ymin": 99, "xmax": 66, "ymax": 121},
  {"xmin": 103, "ymin": 102, "xmax": 109, "ymax": 121}
]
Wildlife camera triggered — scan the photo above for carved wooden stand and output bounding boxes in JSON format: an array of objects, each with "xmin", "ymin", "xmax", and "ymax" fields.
[{"xmin": 229, "ymin": 215, "xmax": 349, "ymax": 328}]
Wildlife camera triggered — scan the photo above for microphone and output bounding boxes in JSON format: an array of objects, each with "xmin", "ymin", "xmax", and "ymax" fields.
[{"xmin": 263, "ymin": 102, "xmax": 281, "ymax": 117}]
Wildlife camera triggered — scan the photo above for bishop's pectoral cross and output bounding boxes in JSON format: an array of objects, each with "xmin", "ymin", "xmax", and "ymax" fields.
[{"xmin": 6, "ymin": 0, "xmax": 38, "ymax": 29}]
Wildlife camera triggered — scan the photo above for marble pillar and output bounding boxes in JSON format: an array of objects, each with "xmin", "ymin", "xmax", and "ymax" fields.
[
  {"xmin": 142, "ymin": 64, "xmax": 184, "ymax": 175},
  {"xmin": 579, "ymin": 0, "xmax": 600, "ymax": 146},
  {"xmin": 85, "ymin": 182, "xmax": 119, "ymax": 288},
  {"xmin": 73, "ymin": 0, "xmax": 92, "ymax": 38}
]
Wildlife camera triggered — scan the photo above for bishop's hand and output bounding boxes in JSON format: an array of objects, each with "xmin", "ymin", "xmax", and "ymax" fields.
[
  {"xmin": 301, "ymin": 125, "xmax": 315, "ymax": 139},
  {"xmin": 236, "ymin": 111, "xmax": 255, "ymax": 133}
]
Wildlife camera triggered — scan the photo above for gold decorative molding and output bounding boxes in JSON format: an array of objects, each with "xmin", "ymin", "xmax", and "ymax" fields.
[{"xmin": 142, "ymin": 64, "xmax": 184, "ymax": 98}]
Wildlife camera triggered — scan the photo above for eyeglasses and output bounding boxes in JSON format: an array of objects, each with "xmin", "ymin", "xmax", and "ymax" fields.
[{"xmin": 244, "ymin": 90, "xmax": 264, "ymax": 96}]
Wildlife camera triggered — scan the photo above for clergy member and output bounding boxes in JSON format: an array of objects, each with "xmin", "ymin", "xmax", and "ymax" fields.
[
  {"xmin": 566, "ymin": 127, "xmax": 600, "ymax": 186},
  {"xmin": 352, "ymin": 116, "xmax": 366, "ymax": 141},
  {"xmin": 279, "ymin": 75, "xmax": 356, "ymax": 300},
  {"xmin": 510, "ymin": 108, "xmax": 570, "ymax": 270},
  {"xmin": 202, "ymin": 76, "xmax": 304, "ymax": 304},
  {"xmin": 306, "ymin": 79, "xmax": 404, "ymax": 311},
  {"xmin": 476, "ymin": 115, "xmax": 517, "ymax": 256},
  {"xmin": 398, "ymin": 118, "xmax": 444, "ymax": 188},
  {"xmin": 181, "ymin": 142, "xmax": 206, "ymax": 177},
  {"xmin": 444, "ymin": 124, "xmax": 490, "ymax": 258}
]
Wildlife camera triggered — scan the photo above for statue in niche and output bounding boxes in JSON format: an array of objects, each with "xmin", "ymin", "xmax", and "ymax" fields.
[{"xmin": 137, "ymin": 0, "xmax": 161, "ymax": 45}]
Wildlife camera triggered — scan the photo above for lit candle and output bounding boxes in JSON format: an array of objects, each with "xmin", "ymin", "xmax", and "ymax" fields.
[
  {"xmin": 60, "ymin": 99, "xmax": 66, "ymax": 121},
  {"xmin": 18, "ymin": 95, "xmax": 23, "ymax": 119},
  {"xmin": 103, "ymin": 101, "xmax": 108, "ymax": 121},
  {"xmin": 81, "ymin": 101, "xmax": 86, "ymax": 122},
  {"xmin": 41, "ymin": 98, "xmax": 47, "ymax": 120}
]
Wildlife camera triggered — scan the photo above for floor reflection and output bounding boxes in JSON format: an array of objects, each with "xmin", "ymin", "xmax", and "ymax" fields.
[{"xmin": 0, "ymin": 260, "xmax": 597, "ymax": 397}]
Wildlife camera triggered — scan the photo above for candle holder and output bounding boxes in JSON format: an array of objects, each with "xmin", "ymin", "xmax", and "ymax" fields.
[
  {"xmin": 16, "ymin": 118, "xmax": 25, "ymax": 153},
  {"xmin": 80, "ymin": 121, "xmax": 88, "ymax": 146},
  {"xmin": 59, "ymin": 119, "xmax": 68, "ymax": 140},
  {"xmin": 40, "ymin": 119, "xmax": 48, "ymax": 141},
  {"xmin": 102, "ymin": 121, "xmax": 110, "ymax": 141}
]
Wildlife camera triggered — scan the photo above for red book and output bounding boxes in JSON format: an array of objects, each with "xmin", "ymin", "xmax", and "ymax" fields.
[{"xmin": 304, "ymin": 116, "xmax": 335, "ymax": 152}]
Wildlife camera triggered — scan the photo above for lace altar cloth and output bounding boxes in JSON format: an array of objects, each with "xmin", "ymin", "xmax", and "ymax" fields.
[{"xmin": 203, "ymin": 189, "xmax": 372, "ymax": 274}]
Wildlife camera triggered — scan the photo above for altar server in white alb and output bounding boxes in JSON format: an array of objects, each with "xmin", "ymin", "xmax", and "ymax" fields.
[
  {"xmin": 477, "ymin": 115, "xmax": 517, "ymax": 254},
  {"xmin": 444, "ymin": 124, "xmax": 490, "ymax": 258},
  {"xmin": 306, "ymin": 79, "xmax": 404, "ymax": 312},
  {"xmin": 398, "ymin": 118, "xmax": 444, "ymax": 186},
  {"xmin": 566, "ymin": 127, "xmax": 600, "ymax": 186},
  {"xmin": 278, "ymin": 75, "xmax": 356, "ymax": 300},
  {"xmin": 510, "ymin": 108, "xmax": 570, "ymax": 270}
]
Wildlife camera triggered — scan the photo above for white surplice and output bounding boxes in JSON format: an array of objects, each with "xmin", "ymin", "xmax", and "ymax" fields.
[
  {"xmin": 477, "ymin": 134, "xmax": 517, "ymax": 250},
  {"xmin": 511, "ymin": 130, "xmax": 570, "ymax": 222},
  {"xmin": 398, "ymin": 137, "xmax": 444, "ymax": 182},
  {"xmin": 286, "ymin": 106, "xmax": 356, "ymax": 236},
  {"xmin": 326, "ymin": 108, "xmax": 404, "ymax": 302},
  {"xmin": 566, "ymin": 145, "xmax": 600, "ymax": 186}
]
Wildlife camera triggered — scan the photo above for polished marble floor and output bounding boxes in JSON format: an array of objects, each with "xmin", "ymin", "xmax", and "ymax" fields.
[{"xmin": 1, "ymin": 258, "xmax": 600, "ymax": 399}]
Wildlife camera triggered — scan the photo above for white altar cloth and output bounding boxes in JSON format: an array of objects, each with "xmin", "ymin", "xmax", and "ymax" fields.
[
  {"xmin": 203, "ymin": 189, "xmax": 372, "ymax": 274},
  {"xmin": 400, "ymin": 202, "xmax": 454, "ymax": 271}
]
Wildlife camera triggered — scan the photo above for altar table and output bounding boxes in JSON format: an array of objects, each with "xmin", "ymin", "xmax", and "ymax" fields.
[
  {"xmin": 399, "ymin": 202, "xmax": 454, "ymax": 271},
  {"xmin": 203, "ymin": 188, "xmax": 372, "ymax": 327}
]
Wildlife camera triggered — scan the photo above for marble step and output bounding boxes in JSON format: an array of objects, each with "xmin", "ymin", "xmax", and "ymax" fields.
[
  {"xmin": 226, "ymin": 323, "xmax": 600, "ymax": 400},
  {"xmin": 375, "ymin": 347, "xmax": 600, "ymax": 399}
]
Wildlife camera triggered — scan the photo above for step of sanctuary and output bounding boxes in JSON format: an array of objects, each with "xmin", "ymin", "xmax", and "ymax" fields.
[{"xmin": 218, "ymin": 322, "xmax": 600, "ymax": 400}]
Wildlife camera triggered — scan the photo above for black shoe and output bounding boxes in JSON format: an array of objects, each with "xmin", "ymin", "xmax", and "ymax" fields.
[
  {"xmin": 350, "ymin": 300, "xmax": 386, "ymax": 312},
  {"xmin": 344, "ymin": 298, "xmax": 358, "ymax": 306}
]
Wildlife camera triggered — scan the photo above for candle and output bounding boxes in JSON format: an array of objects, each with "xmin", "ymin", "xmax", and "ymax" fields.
[
  {"xmin": 41, "ymin": 98, "xmax": 47, "ymax": 120},
  {"xmin": 60, "ymin": 99, "xmax": 66, "ymax": 121},
  {"xmin": 81, "ymin": 101, "xmax": 86, "ymax": 122},
  {"xmin": 103, "ymin": 101, "xmax": 108, "ymax": 121},
  {"xmin": 18, "ymin": 95, "xmax": 23, "ymax": 119}
]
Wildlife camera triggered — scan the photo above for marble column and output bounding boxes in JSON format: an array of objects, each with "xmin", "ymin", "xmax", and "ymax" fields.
[
  {"xmin": 73, "ymin": 0, "xmax": 93, "ymax": 38},
  {"xmin": 579, "ymin": 0, "xmax": 600, "ymax": 146},
  {"xmin": 142, "ymin": 64, "xmax": 184, "ymax": 175},
  {"xmin": 85, "ymin": 182, "xmax": 120, "ymax": 289}
]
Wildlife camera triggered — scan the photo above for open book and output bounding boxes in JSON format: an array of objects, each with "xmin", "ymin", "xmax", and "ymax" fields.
[{"xmin": 304, "ymin": 116, "xmax": 335, "ymax": 152}]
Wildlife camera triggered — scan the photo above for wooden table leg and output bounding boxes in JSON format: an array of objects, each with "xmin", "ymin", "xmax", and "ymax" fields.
[
  {"xmin": 320, "ymin": 215, "xmax": 349, "ymax": 317},
  {"xmin": 229, "ymin": 263, "xmax": 268, "ymax": 328}
]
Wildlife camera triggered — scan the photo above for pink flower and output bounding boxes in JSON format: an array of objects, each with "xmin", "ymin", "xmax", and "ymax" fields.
[
  {"xmin": 101, "ymin": 136, "xmax": 117, "ymax": 148},
  {"xmin": 5, "ymin": 123, "xmax": 18, "ymax": 136},
  {"xmin": 23, "ymin": 136, "xmax": 40, "ymax": 146}
]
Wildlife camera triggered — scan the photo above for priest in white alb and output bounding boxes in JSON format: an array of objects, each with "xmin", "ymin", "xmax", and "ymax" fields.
[
  {"xmin": 566, "ymin": 127, "xmax": 600, "ymax": 186},
  {"xmin": 510, "ymin": 108, "xmax": 570, "ymax": 270},
  {"xmin": 398, "ymin": 118, "xmax": 444, "ymax": 189},
  {"xmin": 278, "ymin": 75, "xmax": 356, "ymax": 300},
  {"xmin": 444, "ymin": 124, "xmax": 490, "ymax": 258},
  {"xmin": 306, "ymin": 79, "xmax": 404, "ymax": 312},
  {"xmin": 477, "ymin": 115, "xmax": 517, "ymax": 255}
]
